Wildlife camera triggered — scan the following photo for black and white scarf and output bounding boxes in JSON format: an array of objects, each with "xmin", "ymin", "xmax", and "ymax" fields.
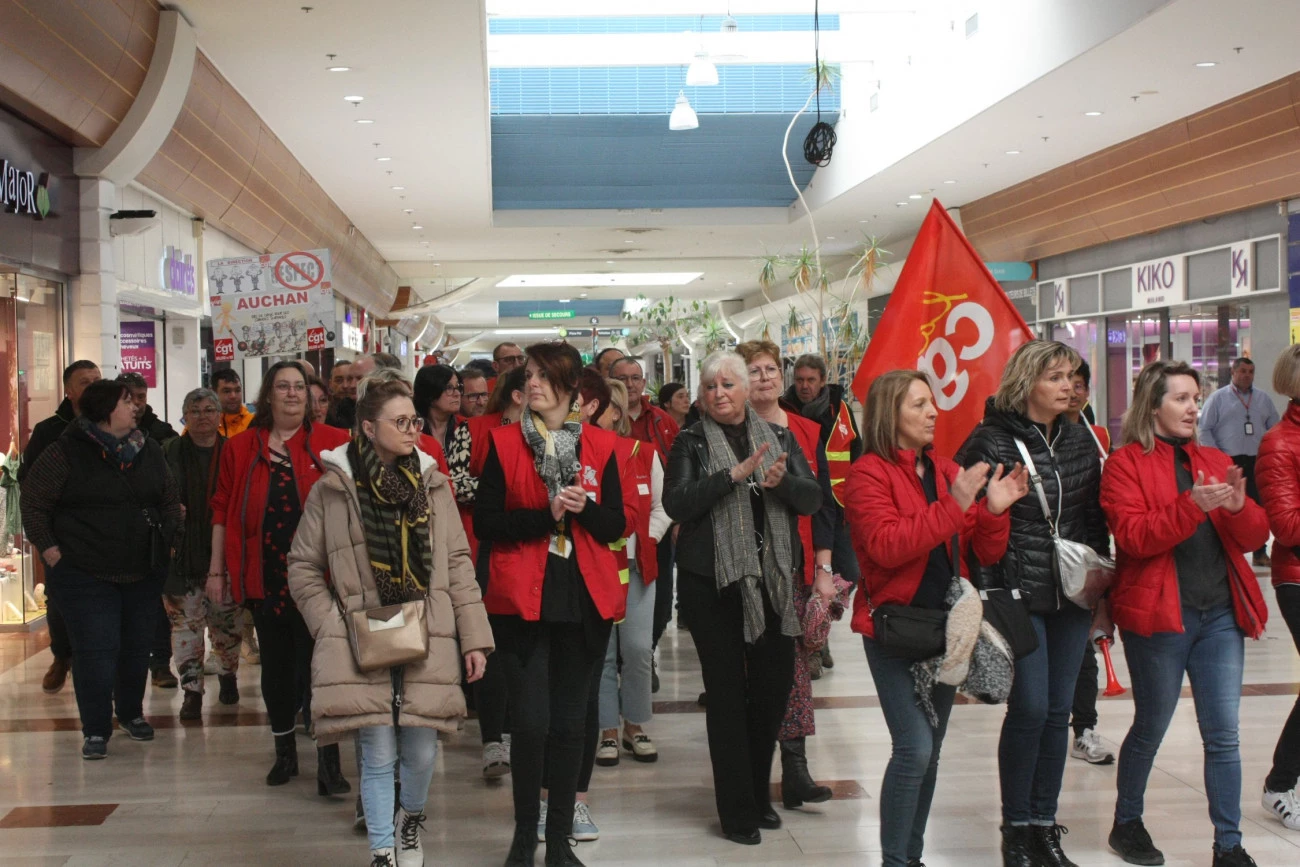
[{"xmin": 700, "ymin": 406, "xmax": 799, "ymax": 644}]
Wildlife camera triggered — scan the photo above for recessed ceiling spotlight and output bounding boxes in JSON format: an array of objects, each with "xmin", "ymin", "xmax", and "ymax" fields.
[
  {"xmin": 558, "ymin": 298, "xmax": 571, "ymax": 303},
  {"xmin": 908, "ymin": 193, "xmax": 923, "ymax": 199},
  {"xmin": 858, "ymin": 219, "xmax": 869, "ymax": 223},
  {"xmin": 605, "ymin": 260, "xmax": 615, "ymax": 264},
  {"xmin": 726, "ymin": 282, "xmax": 734, "ymax": 285},
  {"xmin": 376, "ymin": 156, "xmax": 392, "ymax": 162},
  {"xmin": 943, "ymin": 179, "xmax": 957, "ymax": 184},
  {"xmin": 355, "ymin": 118, "xmax": 374, "ymax": 124},
  {"xmin": 411, "ymin": 224, "xmax": 424, "ymax": 230},
  {"xmin": 1195, "ymin": 61, "xmax": 1217, "ymax": 67},
  {"xmin": 896, "ymin": 201, "xmax": 907, "ymax": 206},
  {"xmin": 344, "ymin": 95, "xmax": 364, "ymax": 103},
  {"xmin": 420, "ymin": 241, "xmax": 429, "ymax": 246},
  {"xmin": 827, "ymin": 236, "xmax": 836, "ymax": 240},
  {"xmin": 1084, "ymin": 110, "xmax": 1103, "ymax": 117},
  {"xmin": 579, "ymin": 292, "xmax": 588, "ymax": 298},
  {"xmin": 328, "ymin": 66, "xmax": 351, "ymax": 72},
  {"xmin": 1005, "ymin": 149, "xmax": 1021, "ymax": 155},
  {"xmin": 391, "ymin": 185, "xmax": 405, "ymax": 190}
]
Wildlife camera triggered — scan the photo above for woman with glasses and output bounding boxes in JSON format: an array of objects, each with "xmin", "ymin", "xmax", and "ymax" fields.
[
  {"xmin": 307, "ymin": 375, "xmax": 331, "ymax": 427},
  {"xmin": 208, "ymin": 361, "xmax": 350, "ymax": 790},
  {"xmin": 414, "ymin": 365, "xmax": 465, "ymax": 453}
]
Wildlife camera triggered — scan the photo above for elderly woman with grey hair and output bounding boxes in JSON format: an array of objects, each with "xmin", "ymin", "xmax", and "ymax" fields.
[
  {"xmin": 163, "ymin": 387, "xmax": 241, "ymax": 721},
  {"xmin": 663, "ymin": 350, "xmax": 823, "ymax": 846}
]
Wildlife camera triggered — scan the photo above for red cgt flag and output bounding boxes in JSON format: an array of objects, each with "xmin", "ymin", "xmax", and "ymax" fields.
[{"xmin": 851, "ymin": 200, "xmax": 1034, "ymax": 459}]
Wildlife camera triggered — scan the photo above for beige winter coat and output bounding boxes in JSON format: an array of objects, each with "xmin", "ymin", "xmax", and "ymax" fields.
[{"xmin": 287, "ymin": 443, "xmax": 493, "ymax": 742}]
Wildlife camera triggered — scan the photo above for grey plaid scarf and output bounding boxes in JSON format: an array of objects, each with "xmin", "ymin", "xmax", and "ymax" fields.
[{"xmin": 700, "ymin": 406, "xmax": 799, "ymax": 644}]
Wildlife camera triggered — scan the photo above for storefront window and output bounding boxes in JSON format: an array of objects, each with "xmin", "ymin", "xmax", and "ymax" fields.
[
  {"xmin": 1169, "ymin": 303, "xmax": 1250, "ymax": 393},
  {"xmin": 1103, "ymin": 311, "xmax": 1167, "ymax": 446},
  {"xmin": 0, "ymin": 274, "xmax": 65, "ymax": 628}
]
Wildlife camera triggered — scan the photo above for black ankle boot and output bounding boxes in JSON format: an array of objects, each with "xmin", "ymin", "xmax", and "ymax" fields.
[
  {"xmin": 544, "ymin": 833, "xmax": 585, "ymax": 867},
  {"xmin": 316, "ymin": 743, "xmax": 351, "ymax": 796},
  {"xmin": 1001, "ymin": 825, "xmax": 1036, "ymax": 867},
  {"xmin": 266, "ymin": 733, "xmax": 298, "ymax": 786},
  {"xmin": 1030, "ymin": 824, "xmax": 1078, "ymax": 867},
  {"xmin": 504, "ymin": 825, "xmax": 538, "ymax": 867},
  {"xmin": 780, "ymin": 738, "xmax": 832, "ymax": 808}
]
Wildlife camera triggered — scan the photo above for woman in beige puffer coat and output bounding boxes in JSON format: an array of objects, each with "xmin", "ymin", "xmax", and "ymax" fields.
[{"xmin": 288, "ymin": 375, "xmax": 493, "ymax": 867}]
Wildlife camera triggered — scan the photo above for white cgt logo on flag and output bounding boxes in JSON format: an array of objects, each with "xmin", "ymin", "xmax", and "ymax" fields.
[{"xmin": 918, "ymin": 301, "xmax": 995, "ymax": 411}]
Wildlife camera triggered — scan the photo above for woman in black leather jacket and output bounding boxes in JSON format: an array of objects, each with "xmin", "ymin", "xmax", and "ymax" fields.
[
  {"xmin": 956, "ymin": 340, "xmax": 1108, "ymax": 867},
  {"xmin": 664, "ymin": 350, "xmax": 822, "ymax": 847}
]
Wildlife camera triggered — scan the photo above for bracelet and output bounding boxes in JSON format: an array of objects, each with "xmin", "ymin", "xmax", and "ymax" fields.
[{"xmin": 206, "ymin": 571, "xmax": 225, "ymax": 579}]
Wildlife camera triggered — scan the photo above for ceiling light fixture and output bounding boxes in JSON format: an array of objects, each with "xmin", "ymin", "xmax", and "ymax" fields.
[
  {"xmin": 669, "ymin": 90, "xmax": 699, "ymax": 131},
  {"xmin": 1195, "ymin": 61, "xmax": 1217, "ymax": 67},
  {"xmin": 1084, "ymin": 110, "xmax": 1103, "ymax": 116},
  {"xmin": 411, "ymin": 224, "xmax": 424, "ymax": 230},
  {"xmin": 355, "ymin": 118, "xmax": 374, "ymax": 124},
  {"xmin": 391, "ymin": 185, "xmax": 405, "ymax": 190},
  {"xmin": 943, "ymin": 179, "xmax": 957, "ymax": 184},
  {"xmin": 896, "ymin": 201, "xmax": 907, "ymax": 206},
  {"xmin": 908, "ymin": 193, "xmax": 923, "ymax": 199},
  {"xmin": 403, "ymin": 208, "xmax": 414, "ymax": 214},
  {"xmin": 344, "ymin": 95, "xmax": 364, "ymax": 103},
  {"xmin": 376, "ymin": 156, "xmax": 392, "ymax": 162},
  {"xmin": 1005, "ymin": 149, "xmax": 1021, "ymax": 155},
  {"xmin": 328, "ymin": 66, "xmax": 351, "ymax": 72},
  {"xmin": 498, "ymin": 272, "xmax": 702, "ymax": 289},
  {"xmin": 558, "ymin": 298, "xmax": 571, "ymax": 303},
  {"xmin": 579, "ymin": 292, "xmax": 588, "ymax": 298},
  {"xmin": 686, "ymin": 48, "xmax": 718, "ymax": 87}
]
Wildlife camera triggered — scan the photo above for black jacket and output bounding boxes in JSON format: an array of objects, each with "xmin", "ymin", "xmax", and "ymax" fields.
[
  {"xmin": 138, "ymin": 405, "xmax": 179, "ymax": 444},
  {"xmin": 955, "ymin": 397, "xmax": 1109, "ymax": 613},
  {"xmin": 664, "ymin": 420, "xmax": 823, "ymax": 579},
  {"xmin": 17, "ymin": 398, "xmax": 75, "ymax": 483}
]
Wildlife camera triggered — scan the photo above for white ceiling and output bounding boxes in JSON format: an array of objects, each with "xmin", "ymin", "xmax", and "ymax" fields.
[{"xmin": 171, "ymin": 0, "xmax": 1300, "ymax": 341}]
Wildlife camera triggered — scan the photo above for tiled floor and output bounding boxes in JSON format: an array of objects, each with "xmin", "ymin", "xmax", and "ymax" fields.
[{"xmin": 0, "ymin": 571, "xmax": 1297, "ymax": 865}]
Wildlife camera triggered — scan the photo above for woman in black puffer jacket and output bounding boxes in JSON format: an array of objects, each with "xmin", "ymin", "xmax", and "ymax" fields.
[{"xmin": 956, "ymin": 340, "xmax": 1108, "ymax": 867}]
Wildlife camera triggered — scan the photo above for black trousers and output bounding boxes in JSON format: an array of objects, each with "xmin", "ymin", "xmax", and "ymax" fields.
[
  {"xmin": 678, "ymin": 569, "xmax": 795, "ymax": 835},
  {"xmin": 475, "ymin": 648, "xmax": 513, "ymax": 744},
  {"xmin": 46, "ymin": 599, "xmax": 73, "ymax": 661},
  {"xmin": 1071, "ymin": 639, "xmax": 1099, "ymax": 736},
  {"xmin": 1266, "ymin": 584, "xmax": 1300, "ymax": 792},
  {"xmin": 150, "ymin": 603, "xmax": 172, "ymax": 667},
  {"xmin": 543, "ymin": 632, "xmax": 607, "ymax": 795},
  {"xmin": 1230, "ymin": 454, "xmax": 1268, "ymax": 556},
  {"xmin": 503, "ymin": 620, "xmax": 603, "ymax": 838},
  {"xmin": 652, "ymin": 537, "xmax": 676, "ymax": 645},
  {"xmin": 250, "ymin": 605, "xmax": 313, "ymax": 735}
]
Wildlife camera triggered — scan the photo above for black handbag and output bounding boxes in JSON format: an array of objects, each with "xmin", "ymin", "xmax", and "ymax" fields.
[
  {"xmin": 870, "ymin": 535, "xmax": 958, "ymax": 660},
  {"xmin": 979, "ymin": 585, "xmax": 1039, "ymax": 660}
]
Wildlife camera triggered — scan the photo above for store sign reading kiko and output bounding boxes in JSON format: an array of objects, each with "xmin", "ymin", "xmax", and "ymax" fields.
[
  {"xmin": 0, "ymin": 158, "xmax": 51, "ymax": 219},
  {"xmin": 1132, "ymin": 256, "xmax": 1185, "ymax": 308}
]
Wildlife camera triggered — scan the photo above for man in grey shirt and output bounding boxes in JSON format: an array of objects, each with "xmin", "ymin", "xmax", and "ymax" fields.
[{"xmin": 1199, "ymin": 356, "xmax": 1280, "ymax": 565}]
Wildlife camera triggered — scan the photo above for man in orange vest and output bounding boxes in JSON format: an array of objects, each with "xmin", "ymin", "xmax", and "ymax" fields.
[{"xmin": 783, "ymin": 354, "xmax": 862, "ymax": 672}]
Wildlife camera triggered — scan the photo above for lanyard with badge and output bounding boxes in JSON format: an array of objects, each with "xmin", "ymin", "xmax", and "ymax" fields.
[{"xmin": 1234, "ymin": 387, "xmax": 1254, "ymax": 436}]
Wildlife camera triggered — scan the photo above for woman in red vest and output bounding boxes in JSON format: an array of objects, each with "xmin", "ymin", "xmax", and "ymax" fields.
[
  {"xmin": 474, "ymin": 343, "xmax": 626, "ymax": 867},
  {"xmin": 736, "ymin": 340, "xmax": 837, "ymax": 810},
  {"xmin": 207, "ymin": 361, "xmax": 350, "ymax": 791},
  {"xmin": 1100, "ymin": 360, "xmax": 1269, "ymax": 867},
  {"xmin": 663, "ymin": 350, "xmax": 822, "ymax": 846}
]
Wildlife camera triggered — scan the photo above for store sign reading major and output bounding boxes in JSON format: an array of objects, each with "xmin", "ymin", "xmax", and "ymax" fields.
[{"xmin": 0, "ymin": 159, "xmax": 51, "ymax": 219}]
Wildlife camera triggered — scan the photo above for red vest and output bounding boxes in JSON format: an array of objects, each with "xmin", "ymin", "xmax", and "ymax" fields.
[
  {"xmin": 484, "ymin": 423, "xmax": 627, "ymax": 622},
  {"xmin": 786, "ymin": 413, "xmax": 822, "ymax": 585},
  {"xmin": 614, "ymin": 437, "xmax": 658, "ymax": 585}
]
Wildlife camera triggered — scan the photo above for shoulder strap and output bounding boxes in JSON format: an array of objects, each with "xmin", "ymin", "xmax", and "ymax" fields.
[
  {"xmin": 1013, "ymin": 437, "xmax": 1057, "ymax": 534},
  {"xmin": 1084, "ymin": 423, "xmax": 1107, "ymax": 464}
]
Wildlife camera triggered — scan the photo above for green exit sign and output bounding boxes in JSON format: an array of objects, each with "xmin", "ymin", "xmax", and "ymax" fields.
[{"xmin": 528, "ymin": 310, "xmax": 575, "ymax": 320}]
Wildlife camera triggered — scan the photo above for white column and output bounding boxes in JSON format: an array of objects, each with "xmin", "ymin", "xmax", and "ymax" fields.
[{"xmin": 73, "ymin": 178, "xmax": 121, "ymax": 374}]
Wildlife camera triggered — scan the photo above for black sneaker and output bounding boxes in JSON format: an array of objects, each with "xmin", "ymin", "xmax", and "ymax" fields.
[
  {"xmin": 150, "ymin": 666, "xmax": 178, "ymax": 689},
  {"xmin": 1109, "ymin": 819, "xmax": 1165, "ymax": 865},
  {"xmin": 81, "ymin": 736, "xmax": 107, "ymax": 760},
  {"xmin": 120, "ymin": 717, "xmax": 155, "ymax": 741},
  {"xmin": 1212, "ymin": 846, "xmax": 1257, "ymax": 867}
]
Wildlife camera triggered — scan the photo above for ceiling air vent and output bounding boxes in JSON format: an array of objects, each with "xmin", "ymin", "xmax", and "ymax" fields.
[{"xmin": 965, "ymin": 13, "xmax": 978, "ymax": 38}]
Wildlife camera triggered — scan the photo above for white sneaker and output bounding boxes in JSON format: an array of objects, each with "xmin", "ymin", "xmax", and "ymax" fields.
[
  {"xmin": 369, "ymin": 847, "xmax": 395, "ymax": 867},
  {"xmin": 571, "ymin": 801, "xmax": 600, "ymax": 842},
  {"xmin": 1070, "ymin": 728, "xmax": 1115, "ymax": 765},
  {"xmin": 595, "ymin": 737, "xmax": 619, "ymax": 767},
  {"xmin": 482, "ymin": 741, "xmax": 510, "ymax": 779},
  {"xmin": 395, "ymin": 807, "xmax": 425, "ymax": 867},
  {"xmin": 1262, "ymin": 787, "xmax": 1300, "ymax": 831}
]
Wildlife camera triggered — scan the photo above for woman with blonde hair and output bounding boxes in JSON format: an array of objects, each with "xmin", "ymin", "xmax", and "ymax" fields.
[
  {"xmin": 956, "ymin": 340, "xmax": 1109, "ymax": 867},
  {"xmin": 1099, "ymin": 360, "xmax": 1267, "ymax": 867}
]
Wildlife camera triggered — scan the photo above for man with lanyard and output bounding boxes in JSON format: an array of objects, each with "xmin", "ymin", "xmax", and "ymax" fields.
[
  {"xmin": 610, "ymin": 357, "xmax": 680, "ymax": 686},
  {"xmin": 1199, "ymin": 357, "xmax": 1280, "ymax": 566},
  {"xmin": 783, "ymin": 354, "xmax": 862, "ymax": 672},
  {"xmin": 212, "ymin": 369, "xmax": 254, "ymax": 439}
]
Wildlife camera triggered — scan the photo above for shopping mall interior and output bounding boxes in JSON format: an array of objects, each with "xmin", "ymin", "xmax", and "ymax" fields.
[{"xmin": 1, "ymin": 0, "xmax": 1299, "ymax": 864}]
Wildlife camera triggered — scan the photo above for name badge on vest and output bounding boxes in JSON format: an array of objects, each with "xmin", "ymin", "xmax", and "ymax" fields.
[{"xmin": 1244, "ymin": 420, "xmax": 1254, "ymax": 436}]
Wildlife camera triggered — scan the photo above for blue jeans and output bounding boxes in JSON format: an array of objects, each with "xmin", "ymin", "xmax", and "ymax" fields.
[
  {"xmin": 1116, "ymin": 604, "xmax": 1245, "ymax": 850},
  {"xmin": 999, "ymin": 604, "xmax": 1091, "ymax": 824},
  {"xmin": 45, "ymin": 564, "xmax": 162, "ymax": 739},
  {"xmin": 864, "ymin": 637, "xmax": 955, "ymax": 867},
  {"xmin": 358, "ymin": 725, "xmax": 439, "ymax": 851},
  {"xmin": 599, "ymin": 565, "xmax": 656, "ymax": 728}
]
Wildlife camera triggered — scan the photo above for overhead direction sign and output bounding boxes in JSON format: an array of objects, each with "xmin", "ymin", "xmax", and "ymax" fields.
[{"xmin": 528, "ymin": 310, "xmax": 575, "ymax": 320}]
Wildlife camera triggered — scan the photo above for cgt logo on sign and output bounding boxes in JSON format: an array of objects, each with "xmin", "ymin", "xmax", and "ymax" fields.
[{"xmin": 0, "ymin": 160, "xmax": 51, "ymax": 219}]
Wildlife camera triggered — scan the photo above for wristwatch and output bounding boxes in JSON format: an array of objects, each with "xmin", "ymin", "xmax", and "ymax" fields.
[{"xmin": 818, "ymin": 564, "xmax": 833, "ymax": 574}]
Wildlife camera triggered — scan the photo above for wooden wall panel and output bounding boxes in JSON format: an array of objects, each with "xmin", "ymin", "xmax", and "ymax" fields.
[{"xmin": 964, "ymin": 73, "xmax": 1300, "ymax": 262}]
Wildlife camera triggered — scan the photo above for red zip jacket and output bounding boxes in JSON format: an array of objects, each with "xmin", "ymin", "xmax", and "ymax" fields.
[
  {"xmin": 210, "ymin": 423, "xmax": 350, "ymax": 604},
  {"xmin": 1249, "ymin": 400, "xmax": 1300, "ymax": 589},
  {"xmin": 614, "ymin": 436, "xmax": 656, "ymax": 585},
  {"xmin": 786, "ymin": 412, "xmax": 822, "ymax": 586},
  {"xmin": 844, "ymin": 448, "xmax": 1011, "ymax": 638},
  {"xmin": 1100, "ymin": 439, "xmax": 1269, "ymax": 638},
  {"xmin": 628, "ymin": 396, "xmax": 679, "ymax": 464}
]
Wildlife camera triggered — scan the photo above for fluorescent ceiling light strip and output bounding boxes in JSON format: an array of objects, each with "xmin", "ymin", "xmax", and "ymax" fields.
[
  {"xmin": 497, "ymin": 272, "xmax": 702, "ymax": 288},
  {"xmin": 493, "ymin": 328, "xmax": 559, "ymax": 335}
]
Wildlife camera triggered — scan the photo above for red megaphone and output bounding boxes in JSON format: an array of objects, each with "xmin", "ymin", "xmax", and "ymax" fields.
[{"xmin": 1094, "ymin": 632, "xmax": 1127, "ymax": 697}]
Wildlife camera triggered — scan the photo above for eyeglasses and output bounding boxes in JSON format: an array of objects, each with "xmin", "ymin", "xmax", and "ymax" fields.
[
  {"xmin": 496, "ymin": 354, "xmax": 526, "ymax": 365},
  {"xmin": 613, "ymin": 374, "xmax": 645, "ymax": 385},
  {"xmin": 379, "ymin": 416, "xmax": 425, "ymax": 433},
  {"xmin": 748, "ymin": 366, "xmax": 781, "ymax": 381},
  {"xmin": 274, "ymin": 382, "xmax": 307, "ymax": 394},
  {"xmin": 465, "ymin": 392, "xmax": 489, "ymax": 401}
]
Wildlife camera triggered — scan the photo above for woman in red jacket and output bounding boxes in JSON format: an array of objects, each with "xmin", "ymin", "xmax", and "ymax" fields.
[
  {"xmin": 207, "ymin": 361, "xmax": 350, "ymax": 790},
  {"xmin": 845, "ymin": 369, "xmax": 1024, "ymax": 867},
  {"xmin": 1254, "ymin": 344, "xmax": 1300, "ymax": 832},
  {"xmin": 1100, "ymin": 360, "xmax": 1269, "ymax": 867},
  {"xmin": 473, "ymin": 343, "xmax": 626, "ymax": 867}
]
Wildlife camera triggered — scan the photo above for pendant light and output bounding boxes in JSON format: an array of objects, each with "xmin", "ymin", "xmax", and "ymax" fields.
[
  {"xmin": 669, "ymin": 90, "xmax": 699, "ymax": 130},
  {"xmin": 686, "ymin": 47, "xmax": 718, "ymax": 86}
]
